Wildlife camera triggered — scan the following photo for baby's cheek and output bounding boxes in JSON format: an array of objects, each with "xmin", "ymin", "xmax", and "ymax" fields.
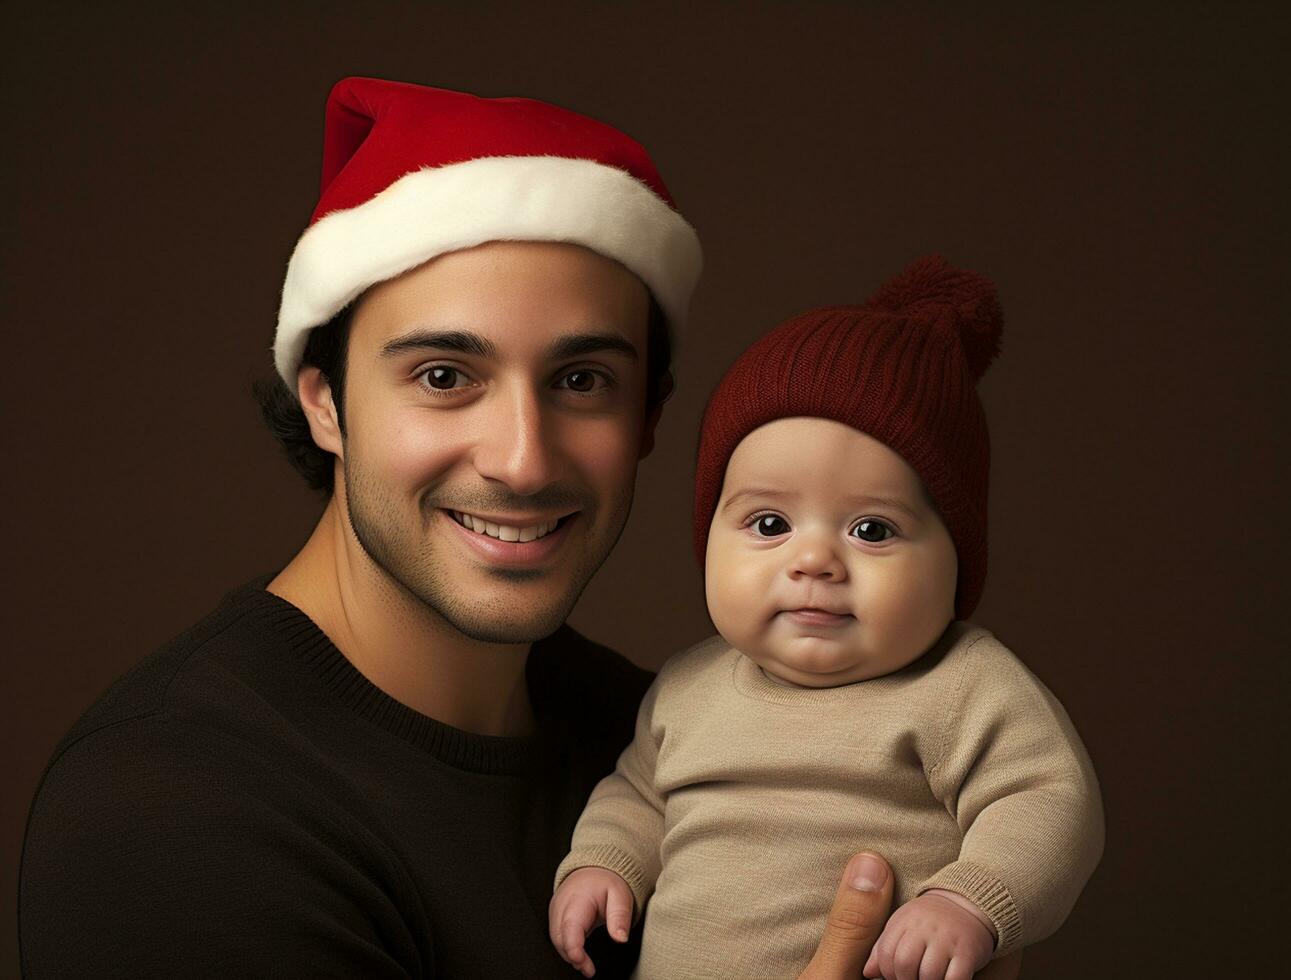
[
  {"xmin": 705, "ymin": 582, "xmax": 745, "ymax": 647},
  {"xmin": 707, "ymin": 567, "xmax": 761, "ymax": 647}
]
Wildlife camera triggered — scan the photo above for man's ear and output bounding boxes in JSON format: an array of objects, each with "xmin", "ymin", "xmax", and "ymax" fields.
[
  {"xmin": 296, "ymin": 365, "xmax": 344, "ymax": 459},
  {"xmin": 638, "ymin": 369, "xmax": 675, "ymax": 460}
]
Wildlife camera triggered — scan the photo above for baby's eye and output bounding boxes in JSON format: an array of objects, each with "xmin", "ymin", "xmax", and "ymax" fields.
[
  {"xmin": 418, "ymin": 365, "xmax": 471, "ymax": 391},
  {"xmin": 751, "ymin": 515, "xmax": 791, "ymax": 537},
  {"xmin": 850, "ymin": 520, "xmax": 895, "ymax": 543}
]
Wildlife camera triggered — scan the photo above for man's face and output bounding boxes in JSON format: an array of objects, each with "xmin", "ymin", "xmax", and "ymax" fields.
[
  {"xmin": 705, "ymin": 417, "xmax": 958, "ymax": 687},
  {"xmin": 333, "ymin": 240, "xmax": 653, "ymax": 643}
]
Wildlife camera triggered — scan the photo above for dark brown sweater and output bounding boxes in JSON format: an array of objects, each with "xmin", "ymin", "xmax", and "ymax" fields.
[{"xmin": 19, "ymin": 578, "xmax": 650, "ymax": 979}]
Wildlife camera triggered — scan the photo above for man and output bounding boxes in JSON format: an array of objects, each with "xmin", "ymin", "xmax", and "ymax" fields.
[{"xmin": 20, "ymin": 78, "xmax": 1016, "ymax": 979}]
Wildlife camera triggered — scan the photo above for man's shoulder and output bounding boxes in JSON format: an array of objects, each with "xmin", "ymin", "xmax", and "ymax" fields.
[
  {"xmin": 19, "ymin": 580, "xmax": 418, "ymax": 979},
  {"xmin": 33, "ymin": 576, "xmax": 332, "ymax": 822},
  {"xmin": 53, "ymin": 577, "xmax": 286, "ymax": 753},
  {"xmin": 21, "ymin": 579, "xmax": 388, "ymax": 942}
]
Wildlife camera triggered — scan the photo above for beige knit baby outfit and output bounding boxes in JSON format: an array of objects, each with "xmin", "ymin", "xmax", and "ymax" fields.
[{"xmin": 555, "ymin": 622, "xmax": 1104, "ymax": 980}]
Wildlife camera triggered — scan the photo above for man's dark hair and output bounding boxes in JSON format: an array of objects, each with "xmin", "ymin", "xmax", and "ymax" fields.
[{"xmin": 254, "ymin": 298, "xmax": 674, "ymax": 495}]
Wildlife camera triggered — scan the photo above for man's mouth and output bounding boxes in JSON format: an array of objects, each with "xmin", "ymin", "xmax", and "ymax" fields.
[{"xmin": 449, "ymin": 510, "xmax": 567, "ymax": 543}]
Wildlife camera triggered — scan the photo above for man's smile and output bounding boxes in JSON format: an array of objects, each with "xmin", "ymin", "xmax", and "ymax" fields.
[
  {"xmin": 441, "ymin": 508, "xmax": 581, "ymax": 566},
  {"xmin": 449, "ymin": 509, "xmax": 568, "ymax": 542}
]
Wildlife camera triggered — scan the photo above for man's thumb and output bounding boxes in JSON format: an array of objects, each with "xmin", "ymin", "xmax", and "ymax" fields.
[{"xmin": 799, "ymin": 852, "xmax": 894, "ymax": 980}]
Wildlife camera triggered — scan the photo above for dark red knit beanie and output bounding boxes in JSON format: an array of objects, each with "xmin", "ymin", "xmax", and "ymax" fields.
[{"xmin": 693, "ymin": 255, "xmax": 1003, "ymax": 618}]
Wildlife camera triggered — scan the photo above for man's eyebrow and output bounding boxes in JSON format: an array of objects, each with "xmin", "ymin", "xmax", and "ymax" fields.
[
  {"xmin": 547, "ymin": 332, "xmax": 639, "ymax": 363},
  {"xmin": 379, "ymin": 329, "xmax": 498, "ymax": 359}
]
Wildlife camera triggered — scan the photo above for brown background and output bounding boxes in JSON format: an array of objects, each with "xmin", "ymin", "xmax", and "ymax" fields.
[{"xmin": 4, "ymin": 3, "xmax": 1287, "ymax": 977}]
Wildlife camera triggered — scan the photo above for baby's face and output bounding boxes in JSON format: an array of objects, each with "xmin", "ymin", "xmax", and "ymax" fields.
[{"xmin": 705, "ymin": 417, "xmax": 958, "ymax": 688}]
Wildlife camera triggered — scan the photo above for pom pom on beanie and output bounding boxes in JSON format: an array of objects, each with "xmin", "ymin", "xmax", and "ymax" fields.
[{"xmin": 863, "ymin": 254, "xmax": 1003, "ymax": 380}]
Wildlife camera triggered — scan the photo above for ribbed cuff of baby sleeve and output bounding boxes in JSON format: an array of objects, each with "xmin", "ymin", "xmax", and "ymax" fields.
[
  {"xmin": 917, "ymin": 860, "xmax": 1023, "ymax": 958},
  {"xmin": 554, "ymin": 845, "xmax": 654, "ymax": 923}
]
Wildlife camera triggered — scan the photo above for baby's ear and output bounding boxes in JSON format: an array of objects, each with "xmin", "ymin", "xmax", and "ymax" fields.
[{"xmin": 638, "ymin": 370, "xmax": 675, "ymax": 460}]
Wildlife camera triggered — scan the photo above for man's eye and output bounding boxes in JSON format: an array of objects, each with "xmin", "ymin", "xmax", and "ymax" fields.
[
  {"xmin": 558, "ymin": 370, "xmax": 606, "ymax": 393},
  {"xmin": 851, "ymin": 520, "xmax": 895, "ymax": 543},
  {"xmin": 419, "ymin": 366, "xmax": 468, "ymax": 390},
  {"xmin": 751, "ymin": 515, "xmax": 790, "ymax": 537}
]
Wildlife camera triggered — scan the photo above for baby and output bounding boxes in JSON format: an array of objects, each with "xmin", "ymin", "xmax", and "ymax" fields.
[{"xmin": 549, "ymin": 256, "xmax": 1104, "ymax": 980}]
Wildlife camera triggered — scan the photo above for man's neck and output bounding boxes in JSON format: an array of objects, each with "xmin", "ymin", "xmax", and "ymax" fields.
[{"xmin": 268, "ymin": 499, "xmax": 536, "ymax": 738}]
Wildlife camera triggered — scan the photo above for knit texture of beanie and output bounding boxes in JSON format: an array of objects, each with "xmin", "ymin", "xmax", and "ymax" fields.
[{"xmin": 693, "ymin": 255, "xmax": 1003, "ymax": 618}]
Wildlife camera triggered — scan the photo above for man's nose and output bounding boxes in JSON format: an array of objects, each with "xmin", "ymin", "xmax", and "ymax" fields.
[
  {"xmin": 787, "ymin": 530, "xmax": 847, "ymax": 582},
  {"xmin": 472, "ymin": 383, "xmax": 561, "ymax": 496}
]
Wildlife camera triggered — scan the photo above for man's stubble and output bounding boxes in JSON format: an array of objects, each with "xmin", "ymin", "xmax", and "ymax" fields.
[{"xmin": 341, "ymin": 448, "xmax": 635, "ymax": 644}]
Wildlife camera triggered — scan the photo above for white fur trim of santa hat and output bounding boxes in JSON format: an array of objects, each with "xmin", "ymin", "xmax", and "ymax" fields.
[{"xmin": 274, "ymin": 154, "xmax": 702, "ymax": 384}]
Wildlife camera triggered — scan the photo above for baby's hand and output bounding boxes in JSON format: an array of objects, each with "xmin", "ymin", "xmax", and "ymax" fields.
[
  {"xmin": 548, "ymin": 866, "xmax": 635, "ymax": 978},
  {"xmin": 862, "ymin": 889, "xmax": 996, "ymax": 980}
]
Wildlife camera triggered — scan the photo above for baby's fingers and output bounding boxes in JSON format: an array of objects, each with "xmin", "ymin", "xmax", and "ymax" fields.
[
  {"xmin": 918, "ymin": 944, "xmax": 952, "ymax": 980},
  {"xmin": 560, "ymin": 917, "xmax": 597, "ymax": 978},
  {"xmin": 605, "ymin": 881, "xmax": 634, "ymax": 943},
  {"xmin": 891, "ymin": 931, "xmax": 929, "ymax": 980},
  {"xmin": 863, "ymin": 921, "xmax": 904, "ymax": 978},
  {"xmin": 942, "ymin": 950, "xmax": 974, "ymax": 980},
  {"xmin": 551, "ymin": 895, "xmax": 599, "ymax": 977}
]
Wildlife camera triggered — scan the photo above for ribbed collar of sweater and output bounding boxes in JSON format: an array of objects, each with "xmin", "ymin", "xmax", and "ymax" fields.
[{"xmin": 226, "ymin": 577, "xmax": 570, "ymax": 776}]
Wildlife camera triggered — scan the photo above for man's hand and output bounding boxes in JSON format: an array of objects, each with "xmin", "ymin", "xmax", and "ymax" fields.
[
  {"xmin": 549, "ymin": 866, "xmax": 635, "ymax": 978},
  {"xmin": 799, "ymin": 852, "xmax": 895, "ymax": 979},
  {"xmin": 798, "ymin": 853, "xmax": 1023, "ymax": 980}
]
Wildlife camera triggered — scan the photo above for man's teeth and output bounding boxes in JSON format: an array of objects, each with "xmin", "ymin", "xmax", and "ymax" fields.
[{"xmin": 451, "ymin": 511, "xmax": 561, "ymax": 542}]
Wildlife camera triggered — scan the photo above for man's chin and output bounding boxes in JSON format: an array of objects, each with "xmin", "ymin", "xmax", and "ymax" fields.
[
  {"xmin": 435, "ymin": 604, "xmax": 571, "ymax": 645},
  {"xmin": 416, "ymin": 581, "xmax": 580, "ymax": 644}
]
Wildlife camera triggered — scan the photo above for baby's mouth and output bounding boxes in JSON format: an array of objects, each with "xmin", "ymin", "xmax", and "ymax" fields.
[{"xmin": 781, "ymin": 607, "xmax": 854, "ymax": 626}]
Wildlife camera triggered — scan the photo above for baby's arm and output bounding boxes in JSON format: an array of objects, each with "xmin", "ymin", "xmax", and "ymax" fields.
[
  {"xmin": 550, "ymin": 675, "xmax": 670, "ymax": 974},
  {"xmin": 917, "ymin": 634, "xmax": 1105, "ymax": 959}
]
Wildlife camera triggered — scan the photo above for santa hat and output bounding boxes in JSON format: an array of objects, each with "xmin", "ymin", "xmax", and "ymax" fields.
[
  {"xmin": 274, "ymin": 77, "xmax": 703, "ymax": 384},
  {"xmin": 693, "ymin": 256, "xmax": 1003, "ymax": 618}
]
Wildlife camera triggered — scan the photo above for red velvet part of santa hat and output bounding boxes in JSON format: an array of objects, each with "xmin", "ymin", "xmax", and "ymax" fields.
[{"xmin": 275, "ymin": 78, "xmax": 702, "ymax": 384}]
